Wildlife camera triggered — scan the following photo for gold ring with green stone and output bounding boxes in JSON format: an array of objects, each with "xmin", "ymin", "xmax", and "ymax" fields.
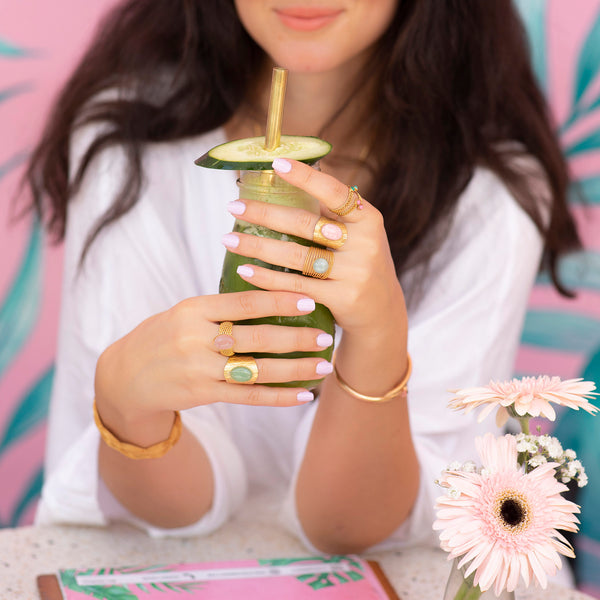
[
  {"xmin": 224, "ymin": 355, "xmax": 259, "ymax": 385},
  {"xmin": 302, "ymin": 246, "xmax": 334, "ymax": 279}
]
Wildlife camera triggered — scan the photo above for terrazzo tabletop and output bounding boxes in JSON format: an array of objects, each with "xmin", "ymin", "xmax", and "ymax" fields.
[{"xmin": 0, "ymin": 507, "xmax": 592, "ymax": 599}]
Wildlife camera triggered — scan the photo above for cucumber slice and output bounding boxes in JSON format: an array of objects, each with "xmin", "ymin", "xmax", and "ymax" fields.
[{"xmin": 195, "ymin": 135, "xmax": 332, "ymax": 170}]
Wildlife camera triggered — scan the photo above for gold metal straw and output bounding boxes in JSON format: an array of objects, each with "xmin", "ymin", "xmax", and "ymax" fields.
[{"xmin": 264, "ymin": 67, "xmax": 288, "ymax": 151}]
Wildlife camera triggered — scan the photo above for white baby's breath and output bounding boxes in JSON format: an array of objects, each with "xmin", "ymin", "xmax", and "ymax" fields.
[{"xmin": 529, "ymin": 454, "xmax": 547, "ymax": 468}]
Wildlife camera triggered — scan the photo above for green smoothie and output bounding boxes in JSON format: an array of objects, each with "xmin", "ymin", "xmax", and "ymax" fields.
[{"xmin": 219, "ymin": 169, "xmax": 335, "ymax": 388}]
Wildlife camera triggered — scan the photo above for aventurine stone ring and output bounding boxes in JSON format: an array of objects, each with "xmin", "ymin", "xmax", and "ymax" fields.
[
  {"xmin": 302, "ymin": 246, "xmax": 334, "ymax": 279},
  {"xmin": 224, "ymin": 355, "xmax": 259, "ymax": 384}
]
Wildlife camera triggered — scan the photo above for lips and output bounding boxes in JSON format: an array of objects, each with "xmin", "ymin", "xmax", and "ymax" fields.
[{"xmin": 274, "ymin": 6, "xmax": 344, "ymax": 31}]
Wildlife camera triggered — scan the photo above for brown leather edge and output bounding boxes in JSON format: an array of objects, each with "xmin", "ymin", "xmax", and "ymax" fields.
[{"xmin": 36, "ymin": 574, "xmax": 63, "ymax": 600}]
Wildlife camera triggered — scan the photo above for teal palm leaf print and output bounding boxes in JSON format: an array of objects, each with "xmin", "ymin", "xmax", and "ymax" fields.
[
  {"xmin": 572, "ymin": 8, "xmax": 600, "ymax": 118},
  {"xmin": 60, "ymin": 566, "xmax": 205, "ymax": 598},
  {"xmin": 258, "ymin": 556, "xmax": 364, "ymax": 591},
  {"xmin": 0, "ymin": 366, "xmax": 54, "ymax": 453},
  {"xmin": 516, "ymin": 2, "xmax": 600, "ymax": 355},
  {"xmin": 0, "ymin": 37, "xmax": 30, "ymax": 57},
  {"xmin": 1, "ymin": 27, "xmax": 47, "ymax": 529},
  {"xmin": 572, "ymin": 177, "xmax": 600, "ymax": 205},
  {"xmin": 8, "ymin": 466, "xmax": 44, "ymax": 528},
  {"xmin": 0, "ymin": 220, "xmax": 43, "ymax": 379},
  {"xmin": 515, "ymin": 3, "xmax": 600, "ymax": 597},
  {"xmin": 0, "ymin": 82, "xmax": 32, "ymax": 104}
]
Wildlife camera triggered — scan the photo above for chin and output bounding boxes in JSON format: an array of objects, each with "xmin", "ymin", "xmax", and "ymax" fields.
[{"xmin": 266, "ymin": 44, "xmax": 353, "ymax": 74}]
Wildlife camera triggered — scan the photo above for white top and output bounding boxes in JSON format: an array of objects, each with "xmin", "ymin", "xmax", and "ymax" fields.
[{"xmin": 36, "ymin": 126, "xmax": 544, "ymax": 552}]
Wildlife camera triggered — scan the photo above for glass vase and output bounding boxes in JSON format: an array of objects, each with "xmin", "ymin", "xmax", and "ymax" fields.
[{"xmin": 443, "ymin": 558, "xmax": 515, "ymax": 600}]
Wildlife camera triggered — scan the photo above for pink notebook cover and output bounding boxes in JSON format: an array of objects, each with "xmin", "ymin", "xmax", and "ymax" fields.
[{"xmin": 37, "ymin": 556, "xmax": 401, "ymax": 600}]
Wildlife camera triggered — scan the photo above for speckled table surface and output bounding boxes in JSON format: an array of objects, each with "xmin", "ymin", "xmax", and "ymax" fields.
[{"xmin": 0, "ymin": 516, "xmax": 593, "ymax": 599}]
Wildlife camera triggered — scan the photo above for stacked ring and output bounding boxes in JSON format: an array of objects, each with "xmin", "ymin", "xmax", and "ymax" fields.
[
  {"xmin": 214, "ymin": 321, "xmax": 235, "ymax": 357},
  {"xmin": 302, "ymin": 246, "xmax": 334, "ymax": 279},
  {"xmin": 331, "ymin": 185, "xmax": 364, "ymax": 216},
  {"xmin": 224, "ymin": 355, "xmax": 259, "ymax": 384},
  {"xmin": 312, "ymin": 217, "xmax": 348, "ymax": 250}
]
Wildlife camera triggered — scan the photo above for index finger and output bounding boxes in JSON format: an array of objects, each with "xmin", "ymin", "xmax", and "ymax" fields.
[{"xmin": 271, "ymin": 158, "xmax": 369, "ymax": 222}]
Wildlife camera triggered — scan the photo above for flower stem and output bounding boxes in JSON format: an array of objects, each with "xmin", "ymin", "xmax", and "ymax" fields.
[
  {"xmin": 453, "ymin": 579, "xmax": 483, "ymax": 600},
  {"xmin": 519, "ymin": 417, "xmax": 530, "ymax": 435}
]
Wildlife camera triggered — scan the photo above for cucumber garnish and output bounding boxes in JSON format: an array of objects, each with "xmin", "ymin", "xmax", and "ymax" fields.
[{"xmin": 195, "ymin": 135, "xmax": 332, "ymax": 170}]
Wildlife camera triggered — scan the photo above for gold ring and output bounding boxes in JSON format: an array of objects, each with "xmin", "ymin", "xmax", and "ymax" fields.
[
  {"xmin": 224, "ymin": 355, "xmax": 259, "ymax": 384},
  {"xmin": 312, "ymin": 217, "xmax": 348, "ymax": 250},
  {"xmin": 214, "ymin": 321, "xmax": 235, "ymax": 357},
  {"xmin": 330, "ymin": 185, "xmax": 364, "ymax": 216},
  {"xmin": 302, "ymin": 246, "xmax": 334, "ymax": 279}
]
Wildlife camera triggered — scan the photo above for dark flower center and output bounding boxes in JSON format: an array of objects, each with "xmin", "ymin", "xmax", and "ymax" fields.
[
  {"xmin": 494, "ymin": 490, "xmax": 531, "ymax": 533},
  {"xmin": 501, "ymin": 498, "xmax": 524, "ymax": 526}
]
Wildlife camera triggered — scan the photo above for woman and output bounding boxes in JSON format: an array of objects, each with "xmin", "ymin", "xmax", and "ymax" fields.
[{"xmin": 27, "ymin": 0, "xmax": 579, "ymax": 554}]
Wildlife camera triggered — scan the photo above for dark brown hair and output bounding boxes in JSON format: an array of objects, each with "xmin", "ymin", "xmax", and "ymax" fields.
[{"xmin": 25, "ymin": 0, "xmax": 580, "ymax": 295}]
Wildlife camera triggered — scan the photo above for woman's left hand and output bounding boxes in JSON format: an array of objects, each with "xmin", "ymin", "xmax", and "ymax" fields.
[{"xmin": 222, "ymin": 158, "xmax": 406, "ymax": 336}]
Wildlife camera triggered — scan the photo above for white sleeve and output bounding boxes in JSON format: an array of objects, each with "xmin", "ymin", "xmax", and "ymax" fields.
[
  {"xmin": 280, "ymin": 167, "xmax": 544, "ymax": 551},
  {"xmin": 36, "ymin": 125, "xmax": 247, "ymax": 535}
]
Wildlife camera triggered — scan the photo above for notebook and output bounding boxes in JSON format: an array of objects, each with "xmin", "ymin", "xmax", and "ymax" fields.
[{"xmin": 37, "ymin": 555, "xmax": 401, "ymax": 599}]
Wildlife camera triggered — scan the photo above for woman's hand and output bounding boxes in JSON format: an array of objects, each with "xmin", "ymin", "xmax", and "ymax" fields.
[
  {"xmin": 221, "ymin": 158, "xmax": 406, "ymax": 338},
  {"xmin": 94, "ymin": 289, "xmax": 334, "ymax": 443},
  {"xmin": 218, "ymin": 159, "xmax": 415, "ymax": 553}
]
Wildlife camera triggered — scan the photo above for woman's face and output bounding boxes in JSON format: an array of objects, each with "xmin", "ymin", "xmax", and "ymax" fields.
[{"xmin": 234, "ymin": 1, "xmax": 398, "ymax": 74}]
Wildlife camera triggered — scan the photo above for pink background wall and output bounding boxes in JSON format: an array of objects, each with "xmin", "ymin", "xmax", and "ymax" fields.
[
  {"xmin": 515, "ymin": 1, "xmax": 600, "ymax": 380},
  {"xmin": 1, "ymin": 0, "xmax": 119, "ymax": 525}
]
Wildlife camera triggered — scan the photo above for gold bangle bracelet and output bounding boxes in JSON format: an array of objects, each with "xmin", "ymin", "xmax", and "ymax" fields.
[
  {"xmin": 333, "ymin": 354, "xmax": 412, "ymax": 403},
  {"xmin": 93, "ymin": 400, "xmax": 182, "ymax": 460}
]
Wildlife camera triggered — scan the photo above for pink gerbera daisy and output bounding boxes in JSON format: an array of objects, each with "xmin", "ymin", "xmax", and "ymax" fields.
[
  {"xmin": 448, "ymin": 376, "xmax": 598, "ymax": 426},
  {"xmin": 433, "ymin": 433, "xmax": 580, "ymax": 596}
]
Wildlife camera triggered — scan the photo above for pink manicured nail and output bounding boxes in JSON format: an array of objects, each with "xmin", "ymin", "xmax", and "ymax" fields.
[
  {"xmin": 237, "ymin": 265, "xmax": 254, "ymax": 278},
  {"xmin": 316, "ymin": 333, "xmax": 334, "ymax": 348},
  {"xmin": 297, "ymin": 298, "xmax": 315, "ymax": 312},
  {"xmin": 297, "ymin": 391, "xmax": 314, "ymax": 403},
  {"xmin": 316, "ymin": 361, "xmax": 334, "ymax": 375},
  {"xmin": 272, "ymin": 158, "xmax": 292, "ymax": 173},
  {"xmin": 227, "ymin": 200, "xmax": 247, "ymax": 215},
  {"xmin": 222, "ymin": 233, "xmax": 240, "ymax": 248},
  {"xmin": 321, "ymin": 223, "xmax": 343, "ymax": 241}
]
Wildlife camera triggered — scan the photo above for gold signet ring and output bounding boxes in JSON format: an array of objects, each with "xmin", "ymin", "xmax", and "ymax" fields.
[
  {"xmin": 224, "ymin": 355, "xmax": 259, "ymax": 384},
  {"xmin": 312, "ymin": 217, "xmax": 347, "ymax": 250}
]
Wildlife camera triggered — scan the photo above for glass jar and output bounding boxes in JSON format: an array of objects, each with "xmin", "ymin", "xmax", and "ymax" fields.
[
  {"xmin": 219, "ymin": 169, "xmax": 335, "ymax": 388},
  {"xmin": 443, "ymin": 558, "xmax": 516, "ymax": 600}
]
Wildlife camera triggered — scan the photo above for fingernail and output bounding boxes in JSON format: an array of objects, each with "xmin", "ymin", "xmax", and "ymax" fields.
[
  {"xmin": 316, "ymin": 361, "xmax": 334, "ymax": 375},
  {"xmin": 297, "ymin": 298, "xmax": 315, "ymax": 312},
  {"xmin": 321, "ymin": 223, "xmax": 343, "ymax": 241},
  {"xmin": 227, "ymin": 200, "xmax": 247, "ymax": 216},
  {"xmin": 316, "ymin": 333, "xmax": 334, "ymax": 348},
  {"xmin": 222, "ymin": 233, "xmax": 240, "ymax": 248},
  {"xmin": 272, "ymin": 158, "xmax": 292, "ymax": 173},
  {"xmin": 237, "ymin": 265, "xmax": 254, "ymax": 278},
  {"xmin": 297, "ymin": 391, "xmax": 314, "ymax": 403}
]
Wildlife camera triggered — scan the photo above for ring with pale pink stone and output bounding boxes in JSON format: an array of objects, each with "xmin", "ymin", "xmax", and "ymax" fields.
[
  {"xmin": 312, "ymin": 217, "xmax": 348, "ymax": 250},
  {"xmin": 214, "ymin": 321, "xmax": 235, "ymax": 357}
]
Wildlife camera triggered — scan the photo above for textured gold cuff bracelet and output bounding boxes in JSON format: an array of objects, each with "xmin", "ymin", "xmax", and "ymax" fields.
[
  {"xmin": 333, "ymin": 354, "xmax": 412, "ymax": 403},
  {"xmin": 93, "ymin": 399, "xmax": 182, "ymax": 460}
]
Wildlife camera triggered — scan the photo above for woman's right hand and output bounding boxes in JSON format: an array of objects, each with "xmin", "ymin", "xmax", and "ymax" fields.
[{"xmin": 94, "ymin": 289, "xmax": 333, "ymax": 442}]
